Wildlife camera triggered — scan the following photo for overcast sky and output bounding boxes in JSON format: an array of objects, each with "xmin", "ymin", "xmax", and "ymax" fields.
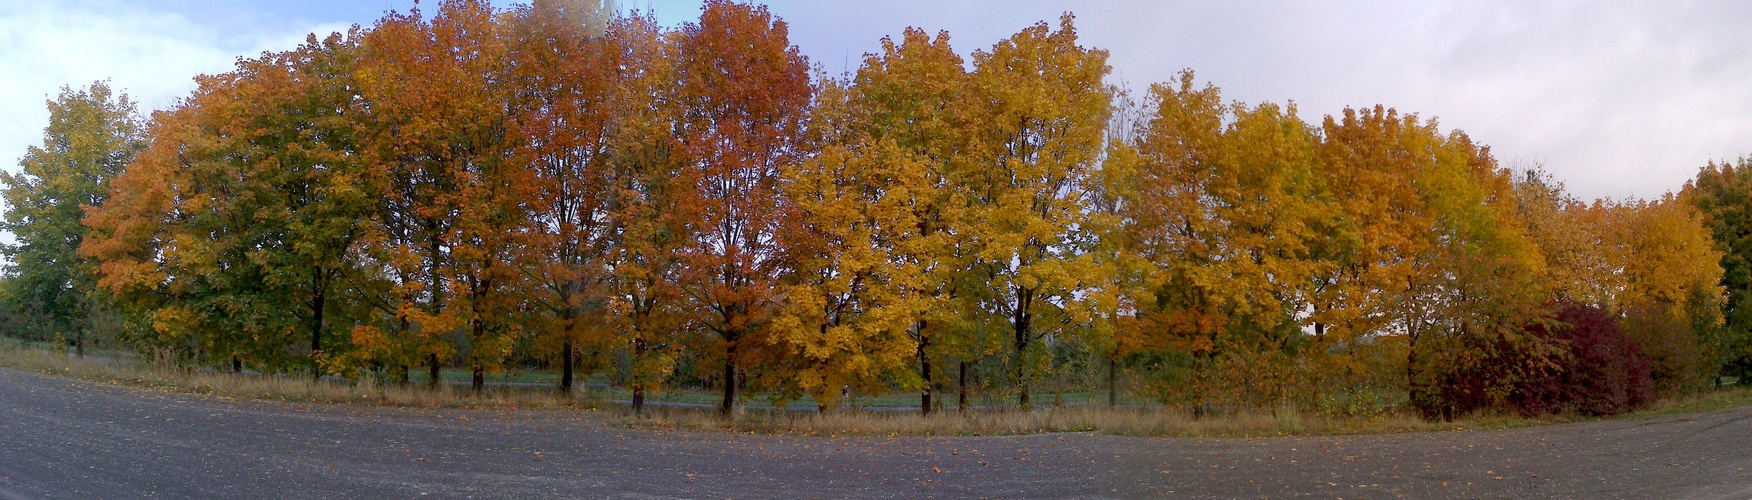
[{"xmin": 5, "ymin": 0, "xmax": 1751, "ymax": 202}]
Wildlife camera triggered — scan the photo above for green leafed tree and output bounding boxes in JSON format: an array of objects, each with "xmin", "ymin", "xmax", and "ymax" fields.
[
  {"xmin": 1684, "ymin": 159, "xmax": 1752, "ymax": 383},
  {"xmin": 2, "ymin": 81, "xmax": 145, "ymax": 355}
]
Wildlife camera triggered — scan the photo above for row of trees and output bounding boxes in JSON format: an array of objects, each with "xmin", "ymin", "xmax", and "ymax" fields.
[{"xmin": 6, "ymin": 0, "xmax": 1749, "ymax": 417}]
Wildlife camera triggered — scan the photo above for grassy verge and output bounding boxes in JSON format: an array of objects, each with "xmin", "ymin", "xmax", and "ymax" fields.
[
  {"xmin": 0, "ymin": 343, "xmax": 603, "ymax": 411},
  {"xmin": 618, "ymin": 386, "xmax": 1752, "ymax": 437},
  {"xmin": 2, "ymin": 342, "xmax": 1746, "ymax": 438}
]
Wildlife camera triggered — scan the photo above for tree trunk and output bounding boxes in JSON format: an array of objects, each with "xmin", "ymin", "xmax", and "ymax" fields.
[
  {"xmin": 472, "ymin": 366, "xmax": 485, "ymax": 393},
  {"xmin": 232, "ymin": 355, "xmax": 242, "ymax": 374},
  {"xmin": 1108, "ymin": 355, "xmax": 1118, "ymax": 409},
  {"xmin": 424, "ymin": 227, "xmax": 444, "ymax": 391},
  {"xmin": 631, "ymin": 336, "xmax": 648, "ymax": 415},
  {"xmin": 1406, "ymin": 334, "xmax": 1420, "ymax": 412},
  {"xmin": 918, "ymin": 319, "xmax": 931, "ymax": 416},
  {"xmin": 959, "ymin": 360, "xmax": 973, "ymax": 412},
  {"xmin": 310, "ymin": 268, "xmax": 327, "ymax": 381},
  {"xmin": 720, "ymin": 336, "xmax": 738, "ymax": 416},
  {"xmin": 428, "ymin": 353, "xmax": 441, "ymax": 389},
  {"xmin": 560, "ymin": 337, "xmax": 575, "ymax": 395},
  {"xmin": 1013, "ymin": 287, "xmax": 1033, "ymax": 409},
  {"xmin": 394, "ymin": 295, "xmax": 412, "ymax": 386},
  {"xmin": 558, "ymin": 281, "xmax": 578, "ymax": 394},
  {"xmin": 311, "ymin": 269, "xmax": 326, "ymax": 354}
]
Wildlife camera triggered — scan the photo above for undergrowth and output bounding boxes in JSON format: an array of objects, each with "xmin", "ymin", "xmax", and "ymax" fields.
[{"xmin": 2, "ymin": 342, "xmax": 1745, "ymax": 438}]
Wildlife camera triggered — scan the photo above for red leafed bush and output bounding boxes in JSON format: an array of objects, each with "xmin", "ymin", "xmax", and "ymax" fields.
[{"xmin": 1510, "ymin": 302, "xmax": 1654, "ymax": 416}]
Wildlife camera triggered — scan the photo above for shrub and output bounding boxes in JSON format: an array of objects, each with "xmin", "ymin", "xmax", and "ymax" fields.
[{"xmin": 1510, "ymin": 302, "xmax": 1653, "ymax": 416}]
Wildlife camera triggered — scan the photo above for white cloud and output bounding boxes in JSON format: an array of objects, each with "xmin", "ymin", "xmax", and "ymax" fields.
[{"xmin": 0, "ymin": 1, "xmax": 351, "ymax": 177}]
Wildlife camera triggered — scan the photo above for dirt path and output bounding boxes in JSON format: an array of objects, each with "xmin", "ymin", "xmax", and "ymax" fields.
[{"xmin": 0, "ymin": 367, "xmax": 1747, "ymax": 499}]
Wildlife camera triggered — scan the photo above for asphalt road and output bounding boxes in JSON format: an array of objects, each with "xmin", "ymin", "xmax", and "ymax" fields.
[{"xmin": 1, "ymin": 367, "xmax": 1749, "ymax": 499}]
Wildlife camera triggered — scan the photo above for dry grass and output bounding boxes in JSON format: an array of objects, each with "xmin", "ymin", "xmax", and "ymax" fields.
[
  {"xmin": 610, "ymin": 403, "xmax": 1557, "ymax": 438},
  {"xmin": 1621, "ymin": 384, "xmax": 1752, "ymax": 418},
  {"xmin": 4, "ymin": 342, "xmax": 1746, "ymax": 438},
  {"xmin": 0, "ymin": 345, "xmax": 602, "ymax": 411}
]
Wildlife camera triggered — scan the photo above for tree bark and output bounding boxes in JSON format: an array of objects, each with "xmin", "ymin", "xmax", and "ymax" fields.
[
  {"xmin": 1108, "ymin": 355, "xmax": 1118, "ymax": 409},
  {"xmin": 472, "ymin": 365, "xmax": 485, "ymax": 393},
  {"xmin": 1013, "ymin": 287, "xmax": 1033, "ymax": 409},
  {"xmin": 232, "ymin": 355, "xmax": 242, "ymax": 374},
  {"xmin": 311, "ymin": 268, "xmax": 326, "ymax": 355},
  {"xmin": 558, "ymin": 280, "xmax": 578, "ymax": 394},
  {"xmin": 560, "ymin": 337, "xmax": 575, "ymax": 395},
  {"xmin": 958, "ymin": 360, "xmax": 969, "ymax": 412},
  {"xmin": 719, "ymin": 336, "xmax": 738, "ymax": 416},
  {"xmin": 394, "ymin": 293, "xmax": 413, "ymax": 386},
  {"xmin": 631, "ymin": 336, "xmax": 648, "ymax": 415},
  {"xmin": 310, "ymin": 267, "xmax": 327, "ymax": 381},
  {"xmin": 428, "ymin": 353, "xmax": 441, "ymax": 389},
  {"xmin": 918, "ymin": 319, "xmax": 931, "ymax": 416}
]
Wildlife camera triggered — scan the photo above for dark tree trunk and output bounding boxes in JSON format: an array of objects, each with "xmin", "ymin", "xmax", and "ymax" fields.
[
  {"xmin": 232, "ymin": 355, "xmax": 242, "ymax": 374},
  {"xmin": 309, "ymin": 267, "xmax": 327, "ymax": 381},
  {"xmin": 558, "ymin": 281, "xmax": 578, "ymax": 394},
  {"xmin": 631, "ymin": 336, "xmax": 648, "ymax": 415},
  {"xmin": 1406, "ymin": 334, "xmax": 1421, "ymax": 415},
  {"xmin": 1108, "ymin": 355, "xmax": 1118, "ymax": 409},
  {"xmin": 918, "ymin": 319, "xmax": 931, "ymax": 416},
  {"xmin": 560, "ymin": 337, "xmax": 575, "ymax": 394},
  {"xmin": 1013, "ymin": 287, "xmax": 1034, "ymax": 409},
  {"xmin": 720, "ymin": 336, "xmax": 738, "ymax": 416},
  {"xmin": 311, "ymin": 269, "xmax": 326, "ymax": 354},
  {"xmin": 469, "ymin": 273, "xmax": 490, "ymax": 395},
  {"xmin": 424, "ymin": 226, "xmax": 444, "ymax": 391},
  {"xmin": 958, "ymin": 360, "xmax": 969, "ymax": 412},
  {"xmin": 428, "ymin": 353, "xmax": 441, "ymax": 389},
  {"xmin": 394, "ymin": 312, "xmax": 409, "ymax": 385}
]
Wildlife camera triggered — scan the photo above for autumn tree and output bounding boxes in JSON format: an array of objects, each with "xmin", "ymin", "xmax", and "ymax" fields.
[
  {"xmin": 81, "ymin": 31, "xmax": 372, "ymax": 373},
  {"xmin": 240, "ymin": 32, "xmax": 375, "ymax": 376},
  {"xmin": 594, "ymin": 12, "xmax": 690, "ymax": 414},
  {"xmin": 1606, "ymin": 197, "xmax": 1724, "ymax": 394},
  {"xmin": 670, "ymin": 0, "xmax": 813, "ymax": 415},
  {"xmin": 1514, "ymin": 169, "xmax": 1615, "ymax": 306},
  {"xmin": 765, "ymin": 78, "xmax": 912, "ymax": 411},
  {"xmin": 354, "ymin": 0, "xmax": 529, "ymax": 390},
  {"xmin": 505, "ymin": 0, "xmax": 615, "ymax": 393},
  {"xmin": 1320, "ymin": 106, "xmax": 1548, "ymax": 418},
  {"xmin": 964, "ymin": 14, "xmax": 1112, "ymax": 408},
  {"xmin": 849, "ymin": 28, "xmax": 984, "ymax": 414},
  {"xmin": 1521, "ymin": 168, "xmax": 1726, "ymax": 394},
  {"xmin": 2, "ymin": 81, "xmax": 144, "ymax": 355},
  {"xmin": 1112, "ymin": 71, "xmax": 1353, "ymax": 413}
]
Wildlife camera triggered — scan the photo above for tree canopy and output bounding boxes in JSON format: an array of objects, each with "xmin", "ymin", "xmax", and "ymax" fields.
[{"xmin": 2, "ymin": 0, "xmax": 1733, "ymax": 419}]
